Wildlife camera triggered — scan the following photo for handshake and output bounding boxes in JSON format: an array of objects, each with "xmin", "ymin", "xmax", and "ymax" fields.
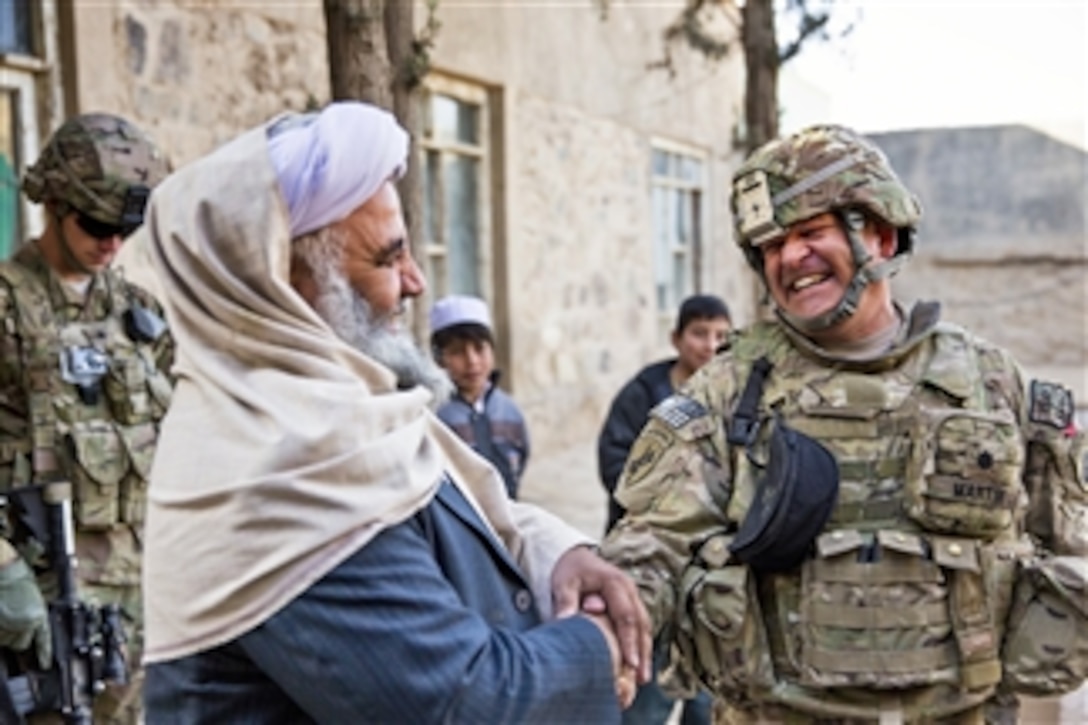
[{"xmin": 550, "ymin": 545, "xmax": 653, "ymax": 709}]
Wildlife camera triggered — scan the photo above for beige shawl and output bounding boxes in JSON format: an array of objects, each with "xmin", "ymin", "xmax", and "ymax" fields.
[{"xmin": 140, "ymin": 119, "xmax": 589, "ymax": 663}]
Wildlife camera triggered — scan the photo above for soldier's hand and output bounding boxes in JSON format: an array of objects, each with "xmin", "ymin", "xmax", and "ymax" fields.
[
  {"xmin": 552, "ymin": 545, "xmax": 652, "ymax": 684},
  {"xmin": 0, "ymin": 539, "xmax": 51, "ymax": 669},
  {"xmin": 581, "ymin": 612, "xmax": 639, "ymax": 709}
]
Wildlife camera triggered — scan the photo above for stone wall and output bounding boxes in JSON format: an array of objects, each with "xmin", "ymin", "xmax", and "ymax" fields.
[
  {"xmin": 70, "ymin": 0, "xmax": 329, "ymax": 166},
  {"xmin": 424, "ymin": 1, "xmax": 752, "ymax": 463},
  {"xmin": 74, "ymin": 2, "xmax": 754, "ymax": 496},
  {"xmin": 875, "ymin": 126, "xmax": 1087, "ymax": 410},
  {"xmin": 510, "ymin": 95, "xmax": 651, "ymax": 454}
]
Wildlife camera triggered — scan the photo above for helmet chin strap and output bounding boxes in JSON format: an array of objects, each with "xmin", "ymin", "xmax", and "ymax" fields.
[{"xmin": 774, "ymin": 210, "xmax": 906, "ymax": 334}]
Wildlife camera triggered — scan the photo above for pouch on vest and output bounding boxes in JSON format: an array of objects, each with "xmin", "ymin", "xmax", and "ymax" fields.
[
  {"xmin": 799, "ymin": 530, "xmax": 963, "ymax": 689},
  {"xmin": 675, "ymin": 533, "xmax": 773, "ymax": 700},
  {"xmin": 907, "ymin": 408, "xmax": 1024, "ymax": 538},
  {"xmin": 1002, "ymin": 555, "xmax": 1088, "ymax": 696},
  {"xmin": 65, "ymin": 421, "xmax": 126, "ymax": 530},
  {"xmin": 729, "ymin": 414, "xmax": 839, "ymax": 573}
]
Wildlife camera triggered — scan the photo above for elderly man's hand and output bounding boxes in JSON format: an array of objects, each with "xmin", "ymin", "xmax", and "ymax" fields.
[{"xmin": 551, "ymin": 545, "xmax": 652, "ymax": 683}]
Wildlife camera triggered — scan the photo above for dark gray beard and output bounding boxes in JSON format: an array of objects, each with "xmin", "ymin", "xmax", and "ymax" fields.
[{"xmin": 295, "ymin": 232, "xmax": 451, "ymax": 402}]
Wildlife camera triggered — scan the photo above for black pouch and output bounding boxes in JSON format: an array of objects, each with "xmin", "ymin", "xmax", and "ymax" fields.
[
  {"xmin": 725, "ymin": 356, "xmax": 840, "ymax": 573},
  {"xmin": 729, "ymin": 415, "xmax": 839, "ymax": 572},
  {"xmin": 123, "ymin": 304, "xmax": 167, "ymax": 343}
]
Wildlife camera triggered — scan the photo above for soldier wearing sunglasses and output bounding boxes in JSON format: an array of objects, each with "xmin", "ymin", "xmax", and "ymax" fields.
[{"xmin": 0, "ymin": 113, "xmax": 173, "ymax": 724}]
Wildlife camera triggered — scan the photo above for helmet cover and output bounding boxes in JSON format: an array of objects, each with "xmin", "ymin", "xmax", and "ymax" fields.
[
  {"xmin": 731, "ymin": 125, "xmax": 921, "ymax": 267},
  {"xmin": 22, "ymin": 113, "xmax": 167, "ymax": 228}
]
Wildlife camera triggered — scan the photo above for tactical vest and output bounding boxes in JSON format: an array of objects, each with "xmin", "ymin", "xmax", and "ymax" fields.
[
  {"xmin": 0, "ymin": 259, "xmax": 172, "ymax": 536},
  {"xmin": 681, "ymin": 321, "xmax": 1030, "ymax": 720}
]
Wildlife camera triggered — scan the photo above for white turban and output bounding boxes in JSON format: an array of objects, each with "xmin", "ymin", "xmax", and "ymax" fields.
[{"xmin": 267, "ymin": 101, "xmax": 409, "ymax": 238}]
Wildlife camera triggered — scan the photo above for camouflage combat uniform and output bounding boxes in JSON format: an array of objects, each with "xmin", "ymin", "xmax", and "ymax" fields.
[
  {"xmin": 0, "ymin": 114, "xmax": 172, "ymax": 723},
  {"xmin": 601, "ymin": 126, "xmax": 1088, "ymax": 724}
]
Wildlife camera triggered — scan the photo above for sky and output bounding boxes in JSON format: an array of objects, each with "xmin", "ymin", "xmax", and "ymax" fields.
[{"xmin": 779, "ymin": 1, "xmax": 1088, "ymax": 148}]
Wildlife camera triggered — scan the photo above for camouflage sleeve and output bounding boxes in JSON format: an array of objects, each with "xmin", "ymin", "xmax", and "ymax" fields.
[
  {"xmin": 978, "ymin": 343, "xmax": 1088, "ymax": 554},
  {"xmin": 0, "ymin": 280, "xmax": 17, "ymax": 389},
  {"xmin": 599, "ymin": 360, "xmax": 736, "ymax": 633},
  {"xmin": 1020, "ymin": 376, "xmax": 1086, "ymax": 555}
]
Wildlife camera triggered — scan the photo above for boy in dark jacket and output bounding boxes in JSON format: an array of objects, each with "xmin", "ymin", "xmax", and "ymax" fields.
[
  {"xmin": 596, "ymin": 294, "xmax": 730, "ymax": 725},
  {"xmin": 431, "ymin": 295, "xmax": 530, "ymax": 499},
  {"xmin": 598, "ymin": 294, "xmax": 731, "ymax": 532}
]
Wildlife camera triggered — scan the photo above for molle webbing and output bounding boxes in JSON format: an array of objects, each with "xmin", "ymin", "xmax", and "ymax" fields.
[
  {"xmin": 806, "ymin": 643, "xmax": 958, "ymax": 675},
  {"xmin": 802, "ymin": 531, "xmax": 1002, "ymax": 691},
  {"xmin": 0, "ymin": 261, "xmax": 130, "ymax": 483},
  {"xmin": 0, "ymin": 263, "xmax": 61, "ymax": 482},
  {"xmin": 830, "ymin": 498, "xmax": 902, "ymax": 526}
]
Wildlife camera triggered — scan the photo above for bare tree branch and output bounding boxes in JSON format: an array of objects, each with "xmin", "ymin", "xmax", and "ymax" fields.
[{"xmin": 778, "ymin": 9, "xmax": 830, "ymax": 64}]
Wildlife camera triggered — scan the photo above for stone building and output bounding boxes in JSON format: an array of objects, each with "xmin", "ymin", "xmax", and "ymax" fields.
[
  {"xmin": 1, "ymin": 0, "xmax": 755, "ymax": 532},
  {"xmin": 871, "ymin": 125, "xmax": 1088, "ymax": 424}
]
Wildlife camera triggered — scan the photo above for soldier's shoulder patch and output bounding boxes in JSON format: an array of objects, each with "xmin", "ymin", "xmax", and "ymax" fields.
[
  {"xmin": 1028, "ymin": 380, "xmax": 1074, "ymax": 430},
  {"xmin": 651, "ymin": 395, "xmax": 707, "ymax": 429},
  {"xmin": 622, "ymin": 427, "xmax": 673, "ymax": 487}
]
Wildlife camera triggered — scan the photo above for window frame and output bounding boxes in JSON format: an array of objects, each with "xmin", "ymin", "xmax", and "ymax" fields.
[
  {"xmin": 1, "ymin": 0, "xmax": 62, "ymax": 250},
  {"xmin": 649, "ymin": 138, "xmax": 709, "ymax": 322},
  {"xmin": 419, "ymin": 75, "xmax": 493, "ymax": 304}
]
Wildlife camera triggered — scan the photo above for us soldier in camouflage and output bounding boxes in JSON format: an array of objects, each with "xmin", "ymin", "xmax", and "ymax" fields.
[
  {"xmin": 601, "ymin": 125, "xmax": 1088, "ymax": 724},
  {"xmin": 0, "ymin": 114, "xmax": 173, "ymax": 722}
]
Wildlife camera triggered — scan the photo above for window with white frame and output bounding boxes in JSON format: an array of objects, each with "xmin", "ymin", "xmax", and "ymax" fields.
[
  {"xmin": 420, "ymin": 79, "xmax": 491, "ymax": 301},
  {"xmin": 1, "ymin": 0, "xmax": 52, "ymax": 258},
  {"xmin": 651, "ymin": 145, "xmax": 706, "ymax": 315}
]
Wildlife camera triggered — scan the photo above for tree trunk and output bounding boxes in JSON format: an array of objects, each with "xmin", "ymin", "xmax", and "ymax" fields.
[
  {"xmin": 741, "ymin": 0, "xmax": 779, "ymax": 153},
  {"xmin": 323, "ymin": 0, "xmax": 393, "ymax": 107},
  {"xmin": 323, "ymin": 0, "xmax": 429, "ymax": 340},
  {"xmin": 384, "ymin": 0, "xmax": 429, "ymax": 341}
]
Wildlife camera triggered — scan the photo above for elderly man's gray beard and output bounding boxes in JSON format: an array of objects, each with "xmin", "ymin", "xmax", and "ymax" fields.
[{"xmin": 293, "ymin": 229, "xmax": 451, "ymax": 403}]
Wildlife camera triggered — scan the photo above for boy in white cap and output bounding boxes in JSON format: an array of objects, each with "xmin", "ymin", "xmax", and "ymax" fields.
[{"xmin": 430, "ymin": 295, "xmax": 530, "ymax": 499}]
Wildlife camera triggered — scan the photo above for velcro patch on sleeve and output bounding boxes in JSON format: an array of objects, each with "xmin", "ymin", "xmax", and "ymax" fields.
[
  {"xmin": 1028, "ymin": 380, "xmax": 1075, "ymax": 430},
  {"xmin": 652, "ymin": 395, "xmax": 709, "ymax": 429}
]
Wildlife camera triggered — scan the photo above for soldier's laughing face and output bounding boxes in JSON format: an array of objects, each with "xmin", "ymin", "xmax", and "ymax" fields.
[
  {"xmin": 760, "ymin": 212, "xmax": 897, "ymax": 340},
  {"xmin": 761, "ymin": 213, "xmax": 852, "ymax": 318}
]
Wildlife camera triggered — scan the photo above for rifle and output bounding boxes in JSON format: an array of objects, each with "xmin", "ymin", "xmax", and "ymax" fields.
[{"xmin": 1, "ymin": 482, "xmax": 128, "ymax": 724}]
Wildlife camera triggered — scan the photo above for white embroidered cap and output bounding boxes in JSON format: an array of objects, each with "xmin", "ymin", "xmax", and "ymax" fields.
[{"xmin": 429, "ymin": 295, "xmax": 493, "ymax": 336}]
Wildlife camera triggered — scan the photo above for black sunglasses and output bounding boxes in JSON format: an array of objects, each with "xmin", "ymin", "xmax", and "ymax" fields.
[{"xmin": 75, "ymin": 212, "xmax": 139, "ymax": 240}]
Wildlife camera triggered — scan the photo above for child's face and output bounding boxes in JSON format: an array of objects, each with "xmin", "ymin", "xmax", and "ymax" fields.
[
  {"xmin": 672, "ymin": 315, "xmax": 730, "ymax": 376},
  {"xmin": 440, "ymin": 337, "xmax": 495, "ymax": 402}
]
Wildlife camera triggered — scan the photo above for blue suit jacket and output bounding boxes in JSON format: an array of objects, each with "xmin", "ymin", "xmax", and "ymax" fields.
[{"xmin": 145, "ymin": 479, "xmax": 620, "ymax": 724}]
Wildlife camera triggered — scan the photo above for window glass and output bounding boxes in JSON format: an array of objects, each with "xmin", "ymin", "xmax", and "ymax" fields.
[
  {"xmin": 0, "ymin": 0, "xmax": 33, "ymax": 55},
  {"xmin": 431, "ymin": 93, "xmax": 479, "ymax": 145},
  {"xmin": 676, "ymin": 188, "xmax": 690, "ymax": 246},
  {"xmin": 0, "ymin": 91, "xmax": 19, "ymax": 258},
  {"xmin": 422, "ymin": 88, "xmax": 487, "ymax": 299},
  {"xmin": 652, "ymin": 149, "xmax": 668, "ymax": 177},
  {"xmin": 650, "ymin": 146, "xmax": 706, "ymax": 313},
  {"xmin": 444, "ymin": 154, "xmax": 480, "ymax": 296}
]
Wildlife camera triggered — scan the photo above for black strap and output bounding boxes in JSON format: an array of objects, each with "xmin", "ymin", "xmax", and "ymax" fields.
[{"xmin": 727, "ymin": 356, "xmax": 773, "ymax": 446}]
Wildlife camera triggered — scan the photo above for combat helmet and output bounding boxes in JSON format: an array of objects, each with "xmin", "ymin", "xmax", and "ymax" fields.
[
  {"xmin": 22, "ymin": 113, "xmax": 167, "ymax": 234},
  {"xmin": 730, "ymin": 125, "xmax": 922, "ymax": 331}
]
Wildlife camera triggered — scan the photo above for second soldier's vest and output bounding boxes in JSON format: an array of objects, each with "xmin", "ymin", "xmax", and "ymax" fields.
[
  {"xmin": 0, "ymin": 254, "xmax": 172, "ymax": 535},
  {"xmin": 705, "ymin": 319, "xmax": 1028, "ymax": 719}
]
